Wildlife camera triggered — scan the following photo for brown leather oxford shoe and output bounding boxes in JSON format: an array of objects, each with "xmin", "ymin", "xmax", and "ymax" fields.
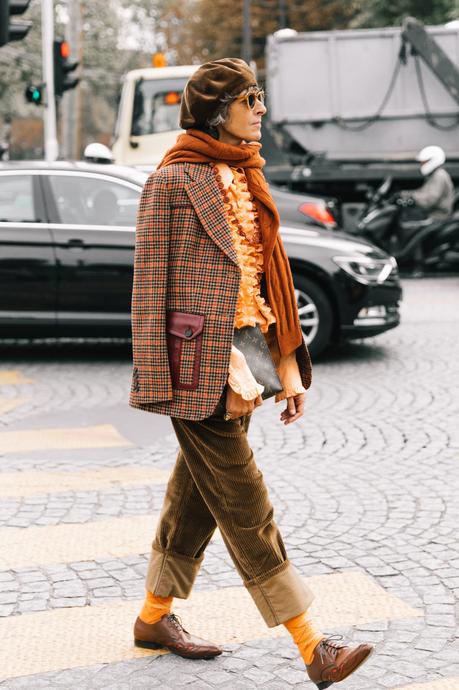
[
  {"xmin": 134, "ymin": 613, "xmax": 223, "ymax": 660},
  {"xmin": 306, "ymin": 636, "xmax": 374, "ymax": 689}
]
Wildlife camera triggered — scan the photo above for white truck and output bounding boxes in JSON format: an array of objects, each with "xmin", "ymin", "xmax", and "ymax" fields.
[{"xmin": 265, "ymin": 18, "xmax": 459, "ymax": 228}]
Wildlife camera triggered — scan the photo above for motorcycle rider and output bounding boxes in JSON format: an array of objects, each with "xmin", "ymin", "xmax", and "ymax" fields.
[{"xmin": 399, "ymin": 145, "xmax": 454, "ymax": 221}]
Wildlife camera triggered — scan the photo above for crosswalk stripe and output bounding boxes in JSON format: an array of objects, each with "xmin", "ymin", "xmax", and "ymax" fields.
[
  {"xmin": 0, "ymin": 514, "xmax": 226, "ymax": 569},
  {"xmin": 396, "ymin": 681, "xmax": 459, "ymax": 690},
  {"xmin": 0, "ymin": 466, "xmax": 170, "ymax": 498},
  {"xmin": 0, "ymin": 514, "xmax": 160, "ymax": 569},
  {"xmin": 0, "ymin": 424, "xmax": 133, "ymax": 453},
  {"xmin": 0, "ymin": 397, "xmax": 29, "ymax": 414},
  {"xmin": 0, "ymin": 370, "xmax": 33, "ymax": 385},
  {"xmin": 0, "ymin": 571, "xmax": 421, "ymax": 681}
]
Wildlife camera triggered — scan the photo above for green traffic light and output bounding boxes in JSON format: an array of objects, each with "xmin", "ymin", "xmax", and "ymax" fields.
[{"xmin": 25, "ymin": 83, "xmax": 43, "ymax": 105}]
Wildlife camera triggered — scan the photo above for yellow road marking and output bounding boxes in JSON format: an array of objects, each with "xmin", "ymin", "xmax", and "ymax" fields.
[
  {"xmin": 0, "ymin": 602, "xmax": 161, "ymax": 681},
  {"xmin": 0, "ymin": 397, "xmax": 29, "ymax": 414},
  {"xmin": 0, "ymin": 514, "xmax": 225, "ymax": 569},
  {"xmin": 0, "ymin": 571, "xmax": 421, "ymax": 681},
  {"xmin": 306, "ymin": 570, "xmax": 421, "ymax": 628},
  {"xmin": 0, "ymin": 424, "xmax": 132, "ymax": 453},
  {"xmin": 0, "ymin": 466, "xmax": 170, "ymax": 498},
  {"xmin": 0, "ymin": 371, "xmax": 34, "ymax": 385},
  {"xmin": 396, "ymin": 681, "xmax": 459, "ymax": 690},
  {"xmin": 0, "ymin": 514, "xmax": 159, "ymax": 569}
]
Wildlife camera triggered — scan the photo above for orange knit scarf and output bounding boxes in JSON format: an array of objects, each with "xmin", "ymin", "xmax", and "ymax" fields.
[{"xmin": 157, "ymin": 129, "xmax": 304, "ymax": 357}]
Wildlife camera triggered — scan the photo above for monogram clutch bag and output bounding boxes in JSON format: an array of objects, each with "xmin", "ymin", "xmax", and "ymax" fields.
[{"xmin": 232, "ymin": 324, "xmax": 283, "ymax": 400}]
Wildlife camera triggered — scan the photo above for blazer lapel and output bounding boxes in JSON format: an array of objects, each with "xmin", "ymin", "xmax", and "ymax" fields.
[{"xmin": 184, "ymin": 162, "xmax": 239, "ymax": 266}]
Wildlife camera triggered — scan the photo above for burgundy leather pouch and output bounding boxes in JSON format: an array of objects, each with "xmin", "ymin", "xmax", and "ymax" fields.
[{"xmin": 166, "ymin": 311, "xmax": 205, "ymax": 390}]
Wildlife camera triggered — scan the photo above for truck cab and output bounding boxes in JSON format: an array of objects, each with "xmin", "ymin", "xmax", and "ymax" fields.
[{"xmin": 111, "ymin": 65, "xmax": 198, "ymax": 170}]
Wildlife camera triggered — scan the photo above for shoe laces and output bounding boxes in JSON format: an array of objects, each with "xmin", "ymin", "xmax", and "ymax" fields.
[
  {"xmin": 167, "ymin": 612, "xmax": 191, "ymax": 635},
  {"xmin": 167, "ymin": 613, "xmax": 184, "ymax": 631},
  {"xmin": 319, "ymin": 635, "xmax": 346, "ymax": 660}
]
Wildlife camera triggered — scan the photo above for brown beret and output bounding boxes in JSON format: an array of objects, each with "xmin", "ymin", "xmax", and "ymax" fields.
[{"xmin": 179, "ymin": 57, "xmax": 257, "ymax": 130}]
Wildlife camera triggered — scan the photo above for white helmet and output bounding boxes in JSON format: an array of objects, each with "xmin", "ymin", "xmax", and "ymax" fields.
[
  {"xmin": 83, "ymin": 143, "xmax": 114, "ymax": 164},
  {"xmin": 416, "ymin": 145, "xmax": 446, "ymax": 176}
]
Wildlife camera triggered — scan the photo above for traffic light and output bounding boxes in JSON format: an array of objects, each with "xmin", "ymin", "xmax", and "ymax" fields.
[
  {"xmin": 53, "ymin": 40, "xmax": 79, "ymax": 97},
  {"xmin": 25, "ymin": 84, "xmax": 44, "ymax": 105},
  {"xmin": 0, "ymin": 0, "xmax": 32, "ymax": 47}
]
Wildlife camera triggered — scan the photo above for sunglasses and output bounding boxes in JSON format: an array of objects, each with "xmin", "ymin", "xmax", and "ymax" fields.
[{"xmin": 234, "ymin": 88, "xmax": 265, "ymax": 110}]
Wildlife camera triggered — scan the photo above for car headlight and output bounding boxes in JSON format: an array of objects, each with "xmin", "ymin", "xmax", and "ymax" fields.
[{"xmin": 332, "ymin": 255, "xmax": 397, "ymax": 285}]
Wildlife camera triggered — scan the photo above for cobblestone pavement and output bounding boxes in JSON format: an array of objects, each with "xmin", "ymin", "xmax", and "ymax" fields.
[{"xmin": 0, "ymin": 277, "xmax": 458, "ymax": 690}]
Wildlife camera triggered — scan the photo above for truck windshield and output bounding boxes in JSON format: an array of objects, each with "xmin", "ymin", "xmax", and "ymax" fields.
[{"xmin": 131, "ymin": 77, "xmax": 188, "ymax": 136}]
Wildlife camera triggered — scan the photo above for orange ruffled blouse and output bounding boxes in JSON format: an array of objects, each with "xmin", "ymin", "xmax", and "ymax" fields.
[{"xmin": 214, "ymin": 163, "xmax": 307, "ymax": 404}]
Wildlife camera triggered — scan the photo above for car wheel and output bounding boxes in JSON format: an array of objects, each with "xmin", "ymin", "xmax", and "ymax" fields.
[{"xmin": 293, "ymin": 275, "xmax": 333, "ymax": 358}]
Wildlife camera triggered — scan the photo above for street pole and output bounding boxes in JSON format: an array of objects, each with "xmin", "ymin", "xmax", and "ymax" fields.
[
  {"xmin": 42, "ymin": 0, "xmax": 58, "ymax": 161},
  {"xmin": 63, "ymin": 0, "xmax": 82, "ymax": 159},
  {"xmin": 242, "ymin": 0, "xmax": 252, "ymax": 65}
]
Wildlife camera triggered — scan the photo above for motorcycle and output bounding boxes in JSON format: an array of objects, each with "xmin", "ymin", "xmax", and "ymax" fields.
[{"xmin": 356, "ymin": 176, "xmax": 459, "ymax": 272}]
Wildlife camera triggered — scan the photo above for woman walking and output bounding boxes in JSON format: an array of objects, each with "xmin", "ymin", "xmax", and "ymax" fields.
[{"xmin": 129, "ymin": 58, "xmax": 373, "ymax": 688}]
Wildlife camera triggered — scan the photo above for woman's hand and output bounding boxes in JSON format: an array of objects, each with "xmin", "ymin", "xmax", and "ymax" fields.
[
  {"xmin": 280, "ymin": 392, "xmax": 305, "ymax": 425},
  {"xmin": 225, "ymin": 386, "xmax": 263, "ymax": 418}
]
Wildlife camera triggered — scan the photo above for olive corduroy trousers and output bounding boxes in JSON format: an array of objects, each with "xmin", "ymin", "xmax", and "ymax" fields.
[{"xmin": 146, "ymin": 387, "xmax": 314, "ymax": 627}]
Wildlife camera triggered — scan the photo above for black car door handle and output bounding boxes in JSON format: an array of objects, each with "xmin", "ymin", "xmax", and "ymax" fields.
[{"xmin": 66, "ymin": 238, "xmax": 85, "ymax": 248}]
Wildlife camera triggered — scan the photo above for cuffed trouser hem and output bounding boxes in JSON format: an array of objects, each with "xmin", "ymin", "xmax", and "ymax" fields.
[
  {"xmin": 245, "ymin": 561, "xmax": 314, "ymax": 628},
  {"xmin": 146, "ymin": 547, "xmax": 204, "ymax": 598}
]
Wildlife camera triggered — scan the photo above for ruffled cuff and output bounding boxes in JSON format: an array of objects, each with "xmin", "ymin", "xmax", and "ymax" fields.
[
  {"xmin": 274, "ymin": 350, "xmax": 307, "ymax": 403},
  {"xmin": 228, "ymin": 344, "xmax": 265, "ymax": 401}
]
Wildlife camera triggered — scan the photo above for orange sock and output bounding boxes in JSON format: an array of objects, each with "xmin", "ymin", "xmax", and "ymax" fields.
[
  {"xmin": 138, "ymin": 591, "xmax": 173, "ymax": 625},
  {"xmin": 284, "ymin": 611, "xmax": 326, "ymax": 666}
]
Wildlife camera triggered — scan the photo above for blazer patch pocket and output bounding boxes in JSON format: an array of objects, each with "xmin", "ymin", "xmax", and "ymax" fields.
[{"xmin": 166, "ymin": 311, "xmax": 205, "ymax": 390}]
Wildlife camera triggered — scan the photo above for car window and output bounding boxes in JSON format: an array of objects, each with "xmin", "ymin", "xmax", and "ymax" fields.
[
  {"xmin": 48, "ymin": 174, "xmax": 140, "ymax": 226},
  {"xmin": 0, "ymin": 175, "xmax": 35, "ymax": 222}
]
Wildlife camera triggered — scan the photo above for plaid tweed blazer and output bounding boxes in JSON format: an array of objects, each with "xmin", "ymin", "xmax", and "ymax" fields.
[{"xmin": 129, "ymin": 161, "xmax": 312, "ymax": 420}]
